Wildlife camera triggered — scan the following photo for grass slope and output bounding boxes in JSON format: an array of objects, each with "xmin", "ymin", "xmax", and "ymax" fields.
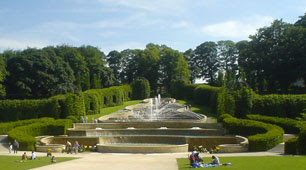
[
  {"xmin": 177, "ymin": 156, "xmax": 306, "ymax": 170},
  {"xmin": 0, "ymin": 156, "xmax": 77, "ymax": 170},
  {"xmin": 177, "ymin": 100, "xmax": 216, "ymax": 121},
  {"xmin": 87, "ymin": 100, "xmax": 141, "ymax": 120}
]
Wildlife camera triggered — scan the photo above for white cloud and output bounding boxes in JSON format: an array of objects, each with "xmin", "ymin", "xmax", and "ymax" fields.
[
  {"xmin": 200, "ymin": 15, "xmax": 274, "ymax": 40},
  {"xmin": 97, "ymin": 0, "xmax": 187, "ymax": 15},
  {"xmin": 0, "ymin": 38, "xmax": 48, "ymax": 51}
]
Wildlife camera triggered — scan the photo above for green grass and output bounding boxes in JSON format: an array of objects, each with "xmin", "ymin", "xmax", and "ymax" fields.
[
  {"xmin": 177, "ymin": 100, "xmax": 216, "ymax": 122},
  {"xmin": 87, "ymin": 100, "xmax": 141, "ymax": 120},
  {"xmin": 0, "ymin": 156, "xmax": 77, "ymax": 170},
  {"xmin": 177, "ymin": 156, "xmax": 306, "ymax": 170}
]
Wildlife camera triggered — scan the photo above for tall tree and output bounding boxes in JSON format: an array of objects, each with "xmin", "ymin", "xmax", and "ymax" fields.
[
  {"xmin": 160, "ymin": 47, "xmax": 190, "ymax": 90},
  {"xmin": 55, "ymin": 45, "xmax": 90, "ymax": 91},
  {"xmin": 5, "ymin": 48, "xmax": 75, "ymax": 99},
  {"xmin": 217, "ymin": 40, "xmax": 238, "ymax": 71},
  {"xmin": 184, "ymin": 49, "xmax": 200, "ymax": 83},
  {"xmin": 79, "ymin": 45, "xmax": 114, "ymax": 88},
  {"xmin": 132, "ymin": 43, "xmax": 160, "ymax": 93},
  {"xmin": 192, "ymin": 41, "xmax": 220, "ymax": 85}
]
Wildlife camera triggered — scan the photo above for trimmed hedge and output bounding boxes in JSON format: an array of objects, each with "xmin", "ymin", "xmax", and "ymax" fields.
[
  {"xmin": 0, "ymin": 99, "xmax": 60, "ymax": 122},
  {"xmin": 7, "ymin": 119, "xmax": 72, "ymax": 151},
  {"xmin": 223, "ymin": 115, "xmax": 284, "ymax": 151},
  {"xmin": 0, "ymin": 117, "xmax": 54, "ymax": 135},
  {"xmin": 0, "ymin": 85, "xmax": 132, "ymax": 121},
  {"xmin": 252, "ymin": 94, "xmax": 306, "ymax": 118},
  {"xmin": 131, "ymin": 79, "xmax": 150, "ymax": 100},
  {"xmin": 285, "ymin": 137, "xmax": 298, "ymax": 155},
  {"xmin": 82, "ymin": 85, "xmax": 131, "ymax": 115},
  {"xmin": 168, "ymin": 82, "xmax": 306, "ymax": 119},
  {"xmin": 246, "ymin": 114, "xmax": 302, "ymax": 134}
]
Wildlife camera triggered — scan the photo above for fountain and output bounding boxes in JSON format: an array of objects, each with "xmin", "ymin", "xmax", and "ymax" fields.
[{"xmin": 36, "ymin": 95, "xmax": 248, "ymax": 153}]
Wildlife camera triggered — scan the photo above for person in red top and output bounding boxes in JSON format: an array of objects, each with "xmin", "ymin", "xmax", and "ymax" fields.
[{"xmin": 189, "ymin": 151, "xmax": 197, "ymax": 166}]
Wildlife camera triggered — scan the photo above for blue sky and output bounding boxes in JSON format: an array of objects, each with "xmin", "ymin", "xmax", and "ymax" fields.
[{"xmin": 0, "ymin": 0, "xmax": 305, "ymax": 54}]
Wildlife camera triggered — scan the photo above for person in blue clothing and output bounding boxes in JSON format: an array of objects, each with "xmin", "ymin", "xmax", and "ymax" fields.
[{"xmin": 13, "ymin": 139, "xmax": 19, "ymax": 154}]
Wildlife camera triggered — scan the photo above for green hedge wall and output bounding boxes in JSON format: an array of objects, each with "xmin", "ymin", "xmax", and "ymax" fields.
[
  {"xmin": 223, "ymin": 116, "xmax": 284, "ymax": 151},
  {"xmin": 82, "ymin": 85, "xmax": 131, "ymax": 115},
  {"xmin": 246, "ymin": 114, "xmax": 302, "ymax": 134},
  {"xmin": 7, "ymin": 119, "xmax": 72, "ymax": 151},
  {"xmin": 169, "ymin": 83, "xmax": 306, "ymax": 119},
  {"xmin": 0, "ymin": 117, "xmax": 54, "ymax": 135},
  {"xmin": 0, "ymin": 99, "xmax": 60, "ymax": 122},
  {"xmin": 0, "ymin": 85, "xmax": 132, "ymax": 121},
  {"xmin": 252, "ymin": 94, "xmax": 306, "ymax": 118}
]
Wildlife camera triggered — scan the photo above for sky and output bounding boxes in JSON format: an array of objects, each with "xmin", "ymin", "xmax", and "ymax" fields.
[{"xmin": 0, "ymin": 0, "xmax": 306, "ymax": 54}]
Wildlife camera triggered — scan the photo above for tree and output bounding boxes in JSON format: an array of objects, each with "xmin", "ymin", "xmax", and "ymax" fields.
[
  {"xmin": 217, "ymin": 40, "xmax": 238, "ymax": 71},
  {"xmin": 192, "ymin": 41, "xmax": 220, "ymax": 85},
  {"xmin": 55, "ymin": 45, "xmax": 90, "ymax": 91},
  {"xmin": 131, "ymin": 44, "xmax": 160, "ymax": 93},
  {"xmin": 238, "ymin": 20, "xmax": 294, "ymax": 93},
  {"xmin": 5, "ymin": 48, "xmax": 75, "ymax": 99},
  {"xmin": 160, "ymin": 47, "xmax": 190, "ymax": 90},
  {"xmin": 184, "ymin": 49, "xmax": 200, "ymax": 83},
  {"xmin": 79, "ymin": 45, "xmax": 114, "ymax": 88}
]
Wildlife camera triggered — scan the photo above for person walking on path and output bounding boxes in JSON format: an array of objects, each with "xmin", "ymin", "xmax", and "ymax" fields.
[
  {"xmin": 8, "ymin": 142, "xmax": 13, "ymax": 154},
  {"xmin": 74, "ymin": 141, "xmax": 80, "ymax": 154},
  {"xmin": 13, "ymin": 139, "xmax": 19, "ymax": 154}
]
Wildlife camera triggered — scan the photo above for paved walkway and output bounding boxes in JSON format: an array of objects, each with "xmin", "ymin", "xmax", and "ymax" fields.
[
  {"xmin": 0, "ymin": 149, "xmax": 285, "ymax": 170},
  {"xmin": 0, "ymin": 130, "xmax": 294, "ymax": 170}
]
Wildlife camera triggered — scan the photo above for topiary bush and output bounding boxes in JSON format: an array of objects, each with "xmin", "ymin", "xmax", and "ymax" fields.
[
  {"xmin": 223, "ymin": 115, "xmax": 284, "ymax": 151},
  {"xmin": 131, "ymin": 78, "xmax": 150, "ymax": 100}
]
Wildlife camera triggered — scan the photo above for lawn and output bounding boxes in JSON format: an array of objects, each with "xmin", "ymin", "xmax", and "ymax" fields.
[
  {"xmin": 177, "ymin": 156, "xmax": 306, "ymax": 170},
  {"xmin": 87, "ymin": 100, "xmax": 141, "ymax": 120},
  {"xmin": 0, "ymin": 155, "xmax": 77, "ymax": 170},
  {"xmin": 177, "ymin": 100, "xmax": 216, "ymax": 121}
]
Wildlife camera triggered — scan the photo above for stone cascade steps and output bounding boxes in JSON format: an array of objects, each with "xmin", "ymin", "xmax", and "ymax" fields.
[
  {"xmin": 72, "ymin": 122, "xmax": 224, "ymax": 130},
  {"xmin": 67, "ymin": 128, "xmax": 225, "ymax": 137}
]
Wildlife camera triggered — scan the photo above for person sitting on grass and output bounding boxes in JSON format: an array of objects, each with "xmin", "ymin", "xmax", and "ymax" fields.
[
  {"xmin": 51, "ymin": 156, "xmax": 56, "ymax": 163},
  {"xmin": 31, "ymin": 151, "xmax": 36, "ymax": 160},
  {"xmin": 21, "ymin": 152, "xmax": 28, "ymax": 160},
  {"xmin": 47, "ymin": 148, "xmax": 52, "ymax": 157},
  {"xmin": 211, "ymin": 155, "xmax": 220, "ymax": 165}
]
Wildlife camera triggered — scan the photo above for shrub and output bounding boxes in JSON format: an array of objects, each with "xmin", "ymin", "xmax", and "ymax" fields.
[
  {"xmin": 7, "ymin": 119, "xmax": 72, "ymax": 151},
  {"xmin": 223, "ymin": 116, "xmax": 284, "ymax": 151},
  {"xmin": 246, "ymin": 114, "xmax": 302, "ymax": 134},
  {"xmin": 131, "ymin": 78, "xmax": 150, "ymax": 100},
  {"xmin": 285, "ymin": 137, "xmax": 298, "ymax": 155}
]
